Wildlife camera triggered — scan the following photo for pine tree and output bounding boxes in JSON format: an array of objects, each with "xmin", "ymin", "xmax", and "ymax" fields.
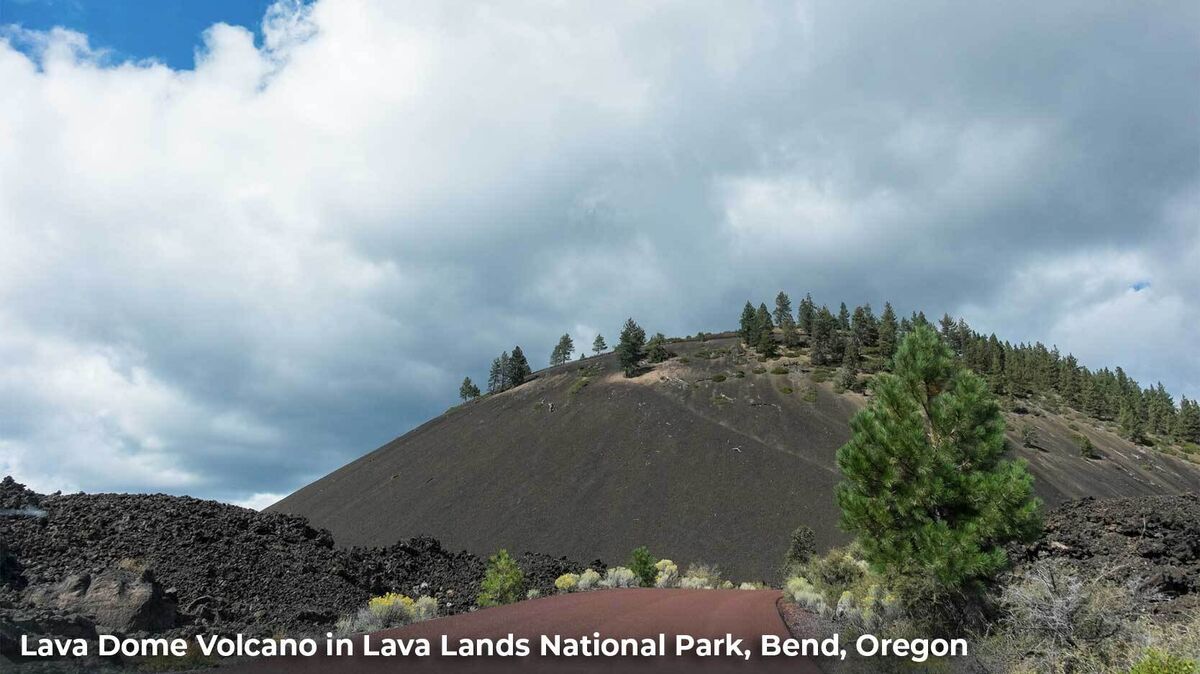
[
  {"xmin": 838, "ymin": 303, "xmax": 851, "ymax": 331},
  {"xmin": 878, "ymin": 302, "xmax": 898, "ymax": 361},
  {"xmin": 459, "ymin": 377, "xmax": 481, "ymax": 401},
  {"xmin": 810, "ymin": 306, "xmax": 839, "ymax": 365},
  {"xmin": 507, "ymin": 346, "xmax": 531, "ymax": 387},
  {"xmin": 1176, "ymin": 397, "xmax": 1200, "ymax": 444},
  {"xmin": 550, "ymin": 333, "xmax": 574, "ymax": 366},
  {"xmin": 592, "ymin": 334, "xmax": 607, "ymax": 355},
  {"xmin": 616, "ymin": 318, "xmax": 647, "ymax": 377},
  {"xmin": 755, "ymin": 303, "xmax": 773, "ymax": 343},
  {"xmin": 835, "ymin": 325, "xmax": 1042, "ymax": 591},
  {"xmin": 852, "ymin": 304, "xmax": 878, "ymax": 348},
  {"xmin": 842, "ymin": 336, "xmax": 860, "ymax": 369},
  {"xmin": 798, "ymin": 293, "xmax": 816, "ymax": 335},
  {"xmin": 487, "ymin": 358, "xmax": 503, "ymax": 393},
  {"xmin": 646, "ymin": 332, "xmax": 670, "ymax": 363},
  {"xmin": 739, "ymin": 301, "xmax": 758, "ymax": 344},
  {"xmin": 756, "ymin": 326, "xmax": 778, "ymax": 359},
  {"xmin": 1118, "ymin": 397, "xmax": 1145, "ymax": 444},
  {"xmin": 774, "ymin": 292, "xmax": 794, "ymax": 327}
]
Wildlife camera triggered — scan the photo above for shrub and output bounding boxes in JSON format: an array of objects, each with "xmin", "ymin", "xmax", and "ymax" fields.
[
  {"xmin": 411, "ymin": 595, "xmax": 438, "ymax": 622},
  {"xmin": 784, "ymin": 525, "xmax": 817, "ymax": 571},
  {"xmin": 336, "ymin": 593, "xmax": 438, "ymax": 635},
  {"xmin": 654, "ymin": 559, "xmax": 679, "ymax": 588},
  {"xmin": 577, "ymin": 568, "xmax": 602, "ymax": 591},
  {"xmin": 1129, "ymin": 650, "xmax": 1198, "ymax": 674},
  {"xmin": 770, "ymin": 366, "xmax": 789, "ymax": 375},
  {"xmin": 710, "ymin": 374, "xmax": 727, "ymax": 383},
  {"xmin": 629, "ymin": 547, "xmax": 658, "ymax": 588},
  {"xmin": 680, "ymin": 563, "xmax": 722, "ymax": 589},
  {"xmin": 554, "ymin": 573, "xmax": 579, "ymax": 593},
  {"xmin": 569, "ymin": 377, "xmax": 591, "ymax": 395},
  {"xmin": 752, "ymin": 366, "xmax": 767, "ymax": 375},
  {"xmin": 1077, "ymin": 434, "xmax": 1099, "ymax": 459},
  {"xmin": 598, "ymin": 567, "xmax": 639, "ymax": 589},
  {"xmin": 526, "ymin": 589, "xmax": 541, "ymax": 600},
  {"xmin": 802, "ymin": 547, "xmax": 867, "ymax": 604},
  {"xmin": 832, "ymin": 365, "xmax": 856, "ymax": 393},
  {"xmin": 981, "ymin": 560, "xmax": 1148, "ymax": 673},
  {"xmin": 734, "ymin": 370, "xmax": 745, "ymax": 378},
  {"xmin": 477, "ymin": 549, "xmax": 524, "ymax": 607},
  {"xmin": 785, "ymin": 576, "xmax": 828, "ymax": 616},
  {"xmin": 779, "ymin": 386, "xmax": 793, "ymax": 395}
]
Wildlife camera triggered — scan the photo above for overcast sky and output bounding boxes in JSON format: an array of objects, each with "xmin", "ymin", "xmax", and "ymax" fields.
[{"xmin": 1, "ymin": 0, "xmax": 1196, "ymax": 508}]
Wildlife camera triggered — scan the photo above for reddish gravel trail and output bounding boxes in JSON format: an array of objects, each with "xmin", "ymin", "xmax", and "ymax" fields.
[{"xmin": 222, "ymin": 588, "xmax": 821, "ymax": 672}]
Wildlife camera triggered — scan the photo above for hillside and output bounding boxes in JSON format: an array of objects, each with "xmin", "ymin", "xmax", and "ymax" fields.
[{"xmin": 271, "ymin": 334, "xmax": 1200, "ymax": 581}]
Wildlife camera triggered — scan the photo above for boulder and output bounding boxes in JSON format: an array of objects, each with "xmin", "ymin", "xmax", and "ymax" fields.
[{"xmin": 27, "ymin": 564, "xmax": 177, "ymax": 633}]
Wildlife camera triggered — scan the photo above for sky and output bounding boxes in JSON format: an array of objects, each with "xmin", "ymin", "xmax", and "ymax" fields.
[{"xmin": 0, "ymin": 0, "xmax": 1196, "ymax": 509}]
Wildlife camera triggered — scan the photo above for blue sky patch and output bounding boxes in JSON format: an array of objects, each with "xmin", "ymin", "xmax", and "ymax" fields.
[{"xmin": 0, "ymin": 0, "xmax": 275, "ymax": 68}]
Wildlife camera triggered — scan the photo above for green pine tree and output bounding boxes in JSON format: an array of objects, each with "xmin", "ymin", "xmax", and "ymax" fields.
[
  {"xmin": 755, "ymin": 302, "xmax": 773, "ymax": 342},
  {"xmin": 459, "ymin": 377, "xmax": 481, "ymax": 401},
  {"xmin": 616, "ymin": 318, "xmax": 647, "ymax": 377},
  {"xmin": 756, "ymin": 326, "xmax": 778, "ymax": 359},
  {"xmin": 835, "ymin": 325, "xmax": 1042, "ymax": 592},
  {"xmin": 1118, "ymin": 397, "xmax": 1145, "ymax": 444},
  {"xmin": 774, "ymin": 291, "xmax": 794, "ymax": 327},
  {"xmin": 646, "ymin": 332, "xmax": 670, "ymax": 363},
  {"xmin": 798, "ymin": 293, "xmax": 816, "ymax": 335},
  {"xmin": 878, "ymin": 302, "xmax": 898, "ymax": 361},
  {"xmin": 550, "ymin": 333, "xmax": 574, "ymax": 366},
  {"xmin": 507, "ymin": 346, "xmax": 531, "ymax": 387},
  {"xmin": 477, "ymin": 549, "xmax": 525, "ymax": 607},
  {"xmin": 592, "ymin": 334, "xmax": 607, "ymax": 355},
  {"xmin": 739, "ymin": 301, "xmax": 758, "ymax": 344}
]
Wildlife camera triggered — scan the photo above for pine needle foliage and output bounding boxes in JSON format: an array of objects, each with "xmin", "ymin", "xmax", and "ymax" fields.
[{"xmin": 835, "ymin": 325, "xmax": 1042, "ymax": 592}]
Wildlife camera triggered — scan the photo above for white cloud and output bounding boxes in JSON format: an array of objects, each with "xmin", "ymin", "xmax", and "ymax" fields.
[
  {"xmin": 0, "ymin": 0, "xmax": 1195, "ymax": 502},
  {"xmin": 231, "ymin": 492, "xmax": 287, "ymax": 511}
]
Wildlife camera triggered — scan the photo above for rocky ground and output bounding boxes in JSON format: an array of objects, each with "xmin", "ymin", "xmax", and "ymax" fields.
[
  {"xmin": 1011, "ymin": 491, "xmax": 1200, "ymax": 618},
  {"xmin": 0, "ymin": 477, "xmax": 599, "ymax": 670}
]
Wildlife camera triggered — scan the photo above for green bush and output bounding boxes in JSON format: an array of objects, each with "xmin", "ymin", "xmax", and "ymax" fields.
[
  {"xmin": 752, "ymin": 366, "xmax": 767, "ymax": 375},
  {"xmin": 1078, "ymin": 434, "xmax": 1099, "ymax": 459},
  {"xmin": 629, "ymin": 547, "xmax": 658, "ymax": 588},
  {"xmin": 803, "ymin": 547, "xmax": 867, "ymax": 604},
  {"xmin": 734, "ymin": 370, "xmax": 745, "ymax": 378},
  {"xmin": 770, "ymin": 366, "xmax": 788, "ymax": 375},
  {"xmin": 478, "ymin": 549, "xmax": 525, "ymax": 607},
  {"xmin": 710, "ymin": 374, "xmax": 727, "ymax": 382},
  {"xmin": 1129, "ymin": 649, "xmax": 1198, "ymax": 674},
  {"xmin": 784, "ymin": 525, "xmax": 816, "ymax": 571},
  {"xmin": 779, "ymin": 386, "xmax": 793, "ymax": 395}
]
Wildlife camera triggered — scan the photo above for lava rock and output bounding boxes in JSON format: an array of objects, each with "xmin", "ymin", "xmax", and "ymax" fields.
[
  {"xmin": 0, "ymin": 477, "xmax": 595, "ymax": 638},
  {"xmin": 26, "ymin": 565, "xmax": 177, "ymax": 633}
]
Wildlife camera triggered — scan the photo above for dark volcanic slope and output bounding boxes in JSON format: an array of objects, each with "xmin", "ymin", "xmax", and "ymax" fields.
[{"xmin": 273, "ymin": 336, "xmax": 1200, "ymax": 581}]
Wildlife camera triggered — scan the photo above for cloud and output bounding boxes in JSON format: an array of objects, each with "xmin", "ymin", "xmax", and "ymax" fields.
[{"xmin": 0, "ymin": 0, "xmax": 1196, "ymax": 503}]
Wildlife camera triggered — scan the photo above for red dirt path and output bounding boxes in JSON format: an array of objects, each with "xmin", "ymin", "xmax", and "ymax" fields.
[{"xmin": 222, "ymin": 588, "xmax": 821, "ymax": 672}]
